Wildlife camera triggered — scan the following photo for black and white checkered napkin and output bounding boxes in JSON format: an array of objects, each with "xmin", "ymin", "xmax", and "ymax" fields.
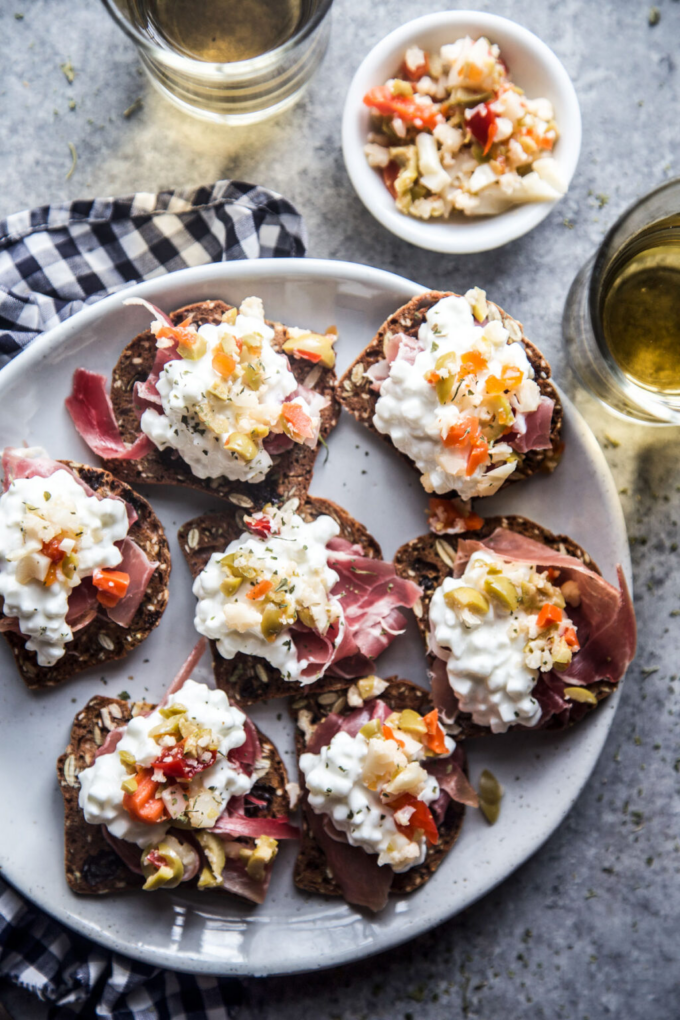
[
  {"xmin": 0, "ymin": 178, "xmax": 307, "ymax": 1018},
  {"xmin": 0, "ymin": 178, "xmax": 306, "ymax": 364}
]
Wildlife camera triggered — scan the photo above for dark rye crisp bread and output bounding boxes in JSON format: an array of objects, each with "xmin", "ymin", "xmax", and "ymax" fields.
[
  {"xmin": 2, "ymin": 462, "xmax": 170, "ymax": 691},
  {"xmin": 336, "ymin": 291, "xmax": 564, "ymax": 491},
  {"xmin": 102, "ymin": 299, "xmax": 340, "ymax": 506},
  {"xmin": 57, "ymin": 694, "xmax": 290, "ymax": 896},
  {"xmin": 291, "ymin": 678, "xmax": 467, "ymax": 899},
  {"xmin": 179, "ymin": 496, "xmax": 382, "ymax": 706},
  {"xmin": 394, "ymin": 515, "xmax": 615, "ymax": 738}
]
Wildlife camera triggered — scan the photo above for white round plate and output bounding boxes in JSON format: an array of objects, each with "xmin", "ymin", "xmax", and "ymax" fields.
[
  {"xmin": 342, "ymin": 11, "xmax": 582, "ymax": 253},
  {"xmin": 0, "ymin": 259, "xmax": 628, "ymax": 976}
]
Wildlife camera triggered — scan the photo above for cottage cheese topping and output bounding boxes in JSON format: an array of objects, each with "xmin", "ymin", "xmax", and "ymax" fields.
[
  {"xmin": 429, "ymin": 550, "xmax": 579, "ymax": 733},
  {"xmin": 140, "ymin": 296, "xmax": 320, "ymax": 483},
  {"xmin": 193, "ymin": 506, "xmax": 342, "ymax": 684},
  {"xmin": 78, "ymin": 679, "xmax": 253, "ymax": 848},
  {"xmin": 300, "ymin": 717, "xmax": 452, "ymax": 872},
  {"xmin": 0, "ymin": 468, "xmax": 129, "ymax": 666},
  {"xmin": 373, "ymin": 293, "xmax": 541, "ymax": 499}
]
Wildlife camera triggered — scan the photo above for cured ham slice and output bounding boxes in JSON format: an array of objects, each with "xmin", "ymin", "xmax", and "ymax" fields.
[
  {"xmin": 209, "ymin": 814, "xmax": 299, "ymax": 840},
  {"xmin": 508, "ymin": 395, "xmax": 555, "ymax": 453},
  {"xmin": 66, "ymin": 369, "xmax": 154, "ymax": 460},
  {"xmin": 366, "ymin": 331, "xmax": 423, "ymax": 392},
  {"xmin": 304, "ymin": 801, "xmax": 394, "ymax": 912},
  {"xmin": 105, "ymin": 537, "xmax": 158, "ymax": 628}
]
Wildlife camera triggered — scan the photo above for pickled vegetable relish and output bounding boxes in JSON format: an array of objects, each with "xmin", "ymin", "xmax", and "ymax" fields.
[
  {"xmin": 0, "ymin": 464, "xmax": 129, "ymax": 666},
  {"xmin": 140, "ymin": 296, "xmax": 334, "ymax": 483},
  {"xmin": 300, "ymin": 705, "xmax": 453, "ymax": 871},
  {"xmin": 429, "ymin": 550, "xmax": 581, "ymax": 733},
  {"xmin": 363, "ymin": 36, "xmax": 565, "ymax": 220},
  {"xmin": 78, "ymin": 679, "xmax": 253, "ymax": 849},
  {"xmin": 193, "ymin": 504, "xmax": 342, "ymax": 683},
  {"xmin": 373, "ymin": 291, "xmax": 542, "ymax": 499}
]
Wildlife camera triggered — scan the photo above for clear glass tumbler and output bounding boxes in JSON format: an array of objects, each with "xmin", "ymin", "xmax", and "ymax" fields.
[
  {"xmin": 101, "ymin": 0, "xmax": 333, "ymax": 125},
  {"xmin": 563, "ymin": 177, "xmax": 680, "ymax": 424}
]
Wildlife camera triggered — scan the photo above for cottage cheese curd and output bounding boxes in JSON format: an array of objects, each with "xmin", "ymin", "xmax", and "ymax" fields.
[
  {"xmin": 300, "ymin": 726, "xmax": 446, "ymax": 871},
  {"xmin": 373, "ymin": 293, "xmax": 541, "ymax": 499},
  {"xmin": 429, "ymin": 549, "xmax": 580, "ymax": 733},
  {"xmin": 0, "ymin": 467, "xmax": 129, "ymax": 666},
  {"xmin": 193, "ymin": 507, "xmax": 342, "ymax": 683},
  {"xmin": 78, "ymin": 679, "xmax": 253, "ymax": 848},
  {"xmin": 140, "ymin": 297, "xmax": 317, "ymax": 483}
]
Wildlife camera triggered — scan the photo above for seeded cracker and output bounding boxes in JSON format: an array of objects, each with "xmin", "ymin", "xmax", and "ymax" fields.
[
  {"xmin": 394, "ymin": 515, "xmax": 616, "ymax": 737},
  {"xmin": 1, "ymin": 462, "xmax": 170, "ymax": 690},
  {"xmin": 291, "ymin": 678, "xmax": 467, "ymax": 899},
  {"xmin": 57, "ymin": 694, "xmax": 290, "ymax": 896},
  {"xmin": 336, "ymin": 291, "xmax": 563, "ymax": 492},
  {"xmin": 104, "ymin": 300, "xmax": 340, "ymax": 505},
  {"xmin": 179, "ymin": 497, "xmax": 382, "ymax": 706}
]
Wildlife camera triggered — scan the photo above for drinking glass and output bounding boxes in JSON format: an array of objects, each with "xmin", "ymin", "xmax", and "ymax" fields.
[
  {"xmin": 563, "ymin": 177, "xmax": 680, "ymax": 424},
  {"xmin": 101, "ymin": 0, "xmax": 333, "ymax": 124}
]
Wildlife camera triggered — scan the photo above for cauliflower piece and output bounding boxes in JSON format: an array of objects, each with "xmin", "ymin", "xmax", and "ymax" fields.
[
  {"xmin": 361, "ymin": 736, "xmax": 407, "ymax": 790},
  {"xmin": 382, "ymin": 761, "xmax": 429, "ymax": 799},
  {"xmin": 525, "ymin": 97, "xmax": 555, "ymax": 121},
  {"xmin": 532, "ymin": 157, "xmax": 567, "ymax": 194},
  {"xmin": 404, "ymin": 45, "xmax": 426, "ymax": 74},
  {"xmin": 493, "ymin": 116, "xmax": 514, "ymax": 142},
  {"xmin": 410, "ymin": 196, "xmax": 446, "ymax": 220},
  {"xmin": 416, "ymin": 133, "xmax": 451, "ymax": 193},
  {"xmin": 364, "ymin": 142, "xmax": 390, "ymax": 169},
  {"xmin": 433, "ymin": 121, "xmax": 464, "ymax": 155},
  {"xmin": 468, "ymin": 163, "xmax": 498, "ymax": 193},
  {"xmin": 515, "ymin": 171, "xmax": 563, "ymax": 203},
  {"xmin": 222, "ymin": 602, "xmax": 262, "ymax": 633},
  {"xmin": 239, "ymin": 296, "xmax": 265, "ymax": 320}
]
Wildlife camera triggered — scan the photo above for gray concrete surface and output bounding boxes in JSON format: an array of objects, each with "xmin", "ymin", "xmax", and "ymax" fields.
[{"xmin": 1, "ymin": 0, "xmax": 679, "ymax": 1016}]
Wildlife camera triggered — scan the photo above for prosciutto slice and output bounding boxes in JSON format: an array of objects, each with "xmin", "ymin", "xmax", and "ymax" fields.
[
  {"xmin": 508, "ymin": 395, "xmax": 555, "ymax": 453},
  {"xmin": 209, "ymin": 814, "xmax": 299, "ymax": 840},
  {"xmin": 66, "ymin": 369, "xmax": 154, "ymax": 461},
  {"xmin": 289, "ymin": 539, "xmax": 421, "ymax": 680},
  {"xmin": 366, "ymin": 331, "xmax": 424, "ymax": 393},
  {"xmin": 220, "ymin": 853, "xmax": 273, "ymax": 905},
  {"xmin": 105, "ymin": 537, "xmax": 158, "ymax": 628},
  {"xmin": 305, "ymin": 700, "xmax": 392, "ymax": 754},
  {"xmin": 303, "ymin": 800, "xmax": 394, "ymax": 912},
  {"xmin": 424, "ymin": 750, "xmax": 479, "ymax": 808},
  {"xmin": 435, "ymin": 527, "xmax": 637, "ymax": 726}
]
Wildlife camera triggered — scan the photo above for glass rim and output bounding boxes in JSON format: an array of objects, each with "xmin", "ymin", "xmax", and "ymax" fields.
[
  {"xmin": 100, "ymin": 0, "xmax": 334, "ymax": 75},
  {"xmin": 589, "ymin": 175, "xmax": 680, "ymax": 313}
]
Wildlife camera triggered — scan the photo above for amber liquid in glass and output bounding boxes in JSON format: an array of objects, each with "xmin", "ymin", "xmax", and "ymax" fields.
[
  {"xmin": 141, "ymin": 0, "xmax": 304, "ymax": 62},
  {"xmin": 600, "ymin": 216, "xmax": 680, "ymax": 394}
]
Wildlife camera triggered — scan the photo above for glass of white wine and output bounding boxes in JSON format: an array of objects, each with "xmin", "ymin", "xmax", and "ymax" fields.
[
  {"xmin": 564, "ymin": 178, "xmax": 680, "ymax": 424},
  {"xmin": 101, "ymin": 0, "xmax": 333, "ymax": 124}
]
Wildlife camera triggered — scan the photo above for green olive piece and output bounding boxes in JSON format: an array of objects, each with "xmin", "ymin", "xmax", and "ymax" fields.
[
  {"xmin": 195, "ymin": 831, "xmax": 226, "ymax": 885},
  {"xmin": 551, "ymin": 637, "xmax": 573, "ymax": 671},
  {"xmin": 435, "ymin": 373, "xmax": 459, "ymax": 405},
  {"xmin": 484, "ymin": 575, "xmax": 519, "ymax": 612},
  {"xmin": 219, "ymin": 553, "xmax": 258, "ymax": 580},
  {"xmin": 444, "ymin": 586, "xmax": 490, "ymax": 615},
  {"xmin": 222, "ymin": 307, "xmax": 238, "ymax": 326},
  {"xmin": 360, "ymin": 718, "xmax": 383, "ymax": 739},
  {"xmin": 61, "ymin": 552, "xmax": 79, "ymax": 580},
  {"xmin": 224, "ymin": 432, "xmax": 258, "ymax": 462},
  {"xmin": 282, "ymin": 333, "xmax": 336, "ymax": 369},
  {"xmin": 261, "ymin": 604, "xmax": 285, "ymax": 642},
  {"xmin": 141, "ymin": 843, "xmax": 185, "ymax": 891},
  {"xmin": 149, "ymin": 714, "xmax": 183, "ymax": 738},
  {"xmin": 434, "ymin": 351, "xmax": 457, "ymax": 373},
  {"xmin": 158, "ymin": 702, "xmax": 187, "ymax": 719},
  {"xmin": 296, "ymin": 605, "xmax": 317, "ymax": 629},
  {"xmin": 178, "ymin": 334, "xmax": 207, "ymax": 361},
  {"xmin": 242, "ymin": 364, "xmax": 264, "ymax": 390},
  {"xmin": 220, "ymin": 575, "xmax": 243, "ymax": 598},
  {"xmin": 478, "ymin": 768, "xmax": 503, "ymax": 825}
]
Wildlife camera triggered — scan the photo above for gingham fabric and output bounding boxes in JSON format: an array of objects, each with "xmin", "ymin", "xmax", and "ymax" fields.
[
  {"xmin": 0, "ymin": 178, "xmax": 307, "ymax": 364},
  {"xmin": 0, "ymin": 178, "xmax": 306, "ymax": 1017},
  {"xmin": 0, "ymin": 879, "xmax": 242, "ymax": 1018}
]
